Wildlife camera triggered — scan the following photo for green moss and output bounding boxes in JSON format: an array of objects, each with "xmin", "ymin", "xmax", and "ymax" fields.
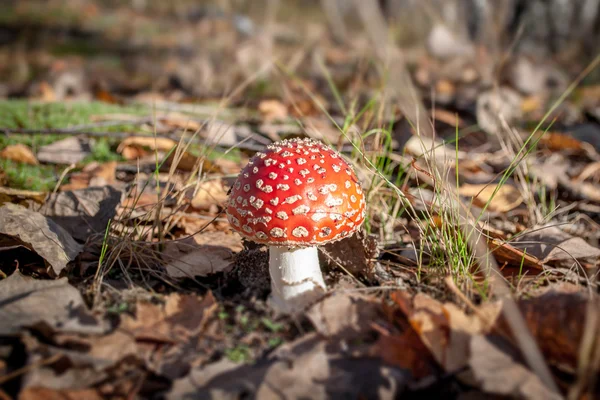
[{"xmin": 0, "ymin": 159, "xmax": 57, "ymax": 192}]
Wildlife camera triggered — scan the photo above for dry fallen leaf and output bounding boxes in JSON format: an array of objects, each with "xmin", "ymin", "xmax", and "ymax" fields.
[
  {"xmin": 0, "ymin": 187, "xmax": 46, "ymax": 207},
  {"xmin": 258, "ymin": 99, "xmax": 288, "ymax": 122},
  {"xmin": 168, "ymin": 333, "xmax": 405, "ymax": 400},
  {"xmin": 391, "ymin": 291, "xmax": 501, "ymax": 373},
  {"xmin": 120, "ymin": 292, "xmax": 217, "ymax": 342},
  {"xmin": 20, "ymin": 387, "xmax": 103, "ymax": 400},
  {"xmin": 469, "ymin": 335, "xmax": 562, "ymax": 400},
  {"xmin": 514, "ymin": 225, "xmax": 600, "ymax": 266},
  {"xmin": 0, "ymin": 271, "xmax": 108, "ymax": 335},
  {"xmin": 40, "ymin": 186, "xmax": 122, "ymax": 242},
  {"xmin": 37, "ymin": 137, "xmax": 91, "ymax": 165},
  {"xmin": 459, "ymin": 183, "xmax": 523, "ymax": 212},
  {"xmin": 117, "ymin": 136, "xmax": 177, "ymax": 154},
  {"xmin": 120, "ymin": 292, "xmax": 217, "ymax": 379},
  {"xmin": 0, "ymin": 203, "xmax": 82, "ymax": 276},
  {"xmin": 306, "ymin": 292, "xmax": 381, "ymax": 338},
  {"xmin": 162, "ymin": 238, "xmax": 233, "ymax": 278},
  {"xmin": 0, "ymin": 144, "xmax": 38, "ymax": 165},
  {"xmin": 189, "ymin": 179, "xmax": 229, "ymax": 210},
  {"xmin": 61, "ymin": 161, "xmax": 118, "ymax": 190}
]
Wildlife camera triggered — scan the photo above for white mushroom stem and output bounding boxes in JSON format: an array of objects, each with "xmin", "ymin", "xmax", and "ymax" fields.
[{"xmin": 268, "ymin": 246, "xmax": 326, "ymax": 314}]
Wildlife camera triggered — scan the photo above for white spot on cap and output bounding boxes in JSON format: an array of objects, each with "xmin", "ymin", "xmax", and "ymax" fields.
[
  {"xmin": 311, "ymin": 211, "xmax": 327, "ymax": 221},
  {"xmin": 332, "ymin": 164, "xmax": 341, "ymax": 172},
  {"xmin": 350, "ymin": 195, "xmax": 357, "ymax": 203},
  {"xmin": 326, "ymin": 197, "xmax": 343, "ymax": 207},
  {"xmin": 270, "ymin": 197, "xmax": 279, "ymax": 206},
  {"xmin": 276, "ymin": 211, "xmax": 289, "ymax": 220},
  {"xmin": 331, "ymin": 213, "xmax": 343, "ymax": 222},
  {"xmin": 292, "ymin": 226, "xmax": 309, "ymax": 238},
  {"xmin": 279, "ymin": 163, "xmax": 285, "ymax": 169},
  {"xmin": 307, "ymin": 178, "xmax": 315, "ymax": 183},
  {"xmin": 265, "ymin": 159, "xmax": 276, "ymax": 167},
  {"xmin": 299, "ymin": 169, "xmax": 310, "ymax": 177},
  {"xmin": 242, "ymin": 225, "xmax": 252, "ymax": 233},
  {"xmin": 236, "ymin": 196, "xmax": 243, "ymax": 203},
  {"xmin": 250, "ymin": 197, "xmax": 264, "ymax": 209},
  {"xmin": 261, "ymin": 185, "xmax": 273, "ymax": 193},
  {"xmin": 283, "ymin": 195, "xmax": 302, "ymax": 204},
  {"xmin": 265, "ymin": 207, "xmax": 273, "ymax": 214},
  {"xmin": 294, "ymin": 178, "xmax": 302, "ymax": 185},
  {"xmin": 282, "ymin": 151, "xmax": 293, "ymax": 157},
  {"xmin": 277, "ymin": 184, "xmax": 290, "ymax": 191},
  {"xmin": 253, "ymin": 167, "xmax": 259, "ymax": 174},
  {"xmin": 243, "ymin": 184, "xmax": 251, "ymax": 192},
  {"xmin": 356, "ymin": 185, "xmax": 363, "ymax": 195},
  {"xmin": 256, "ymin": 179, "xmax": 264, "ymax": 188},
  {"xmin": 292, "ymin": 205, "xmax": 310, "ymax": 215},
  {"xmin": 344, "ymin": 210, "xmax": 357, "ymax": 218},
  {"xmin": 235, "ymin": 181, "xmax": 241, "ymax": 190},
  {"xmin": 345, "ymin": 180, "xmax": 351, "ymax": 189},
  {"xmin": 317, "ymin": 167, "xmax": 326, "ymax": 174},
  {"xmin": 230, "ymin": 216, "xmax": 240, "ymax": 227},
  {"xmin": 307, "ymin": 192, "xmax": 318, "ymax": 201},
  {"xmin": 297, "ymin": 158, "xmax": 307, "ymax": 165},
  {"xmin": 270, "ymin": 227, "xmax": 285, "ymax": 238},
  {"xmin": 256, "ymin": 231, "xmax": 268, "ymax": 240},
  {"xmin": 268, "ymin": 172, "xmax": 277, "ymax": 179}
]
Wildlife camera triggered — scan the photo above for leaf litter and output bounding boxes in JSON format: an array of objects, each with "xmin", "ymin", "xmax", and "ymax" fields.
[{"xmin": 0, "ymin": 1, "xmax": 600, "ymax": 399}]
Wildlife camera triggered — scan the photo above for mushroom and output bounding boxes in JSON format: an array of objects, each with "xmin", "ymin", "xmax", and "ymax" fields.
[{"xmin": 226, "ymin": 138, "xmax": 366, "ymax": 313}]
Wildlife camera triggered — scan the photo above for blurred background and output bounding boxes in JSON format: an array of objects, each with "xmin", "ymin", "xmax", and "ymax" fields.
[{"xmin": 1, "ymin": 0, "xmax": 599, "ymax": 100}]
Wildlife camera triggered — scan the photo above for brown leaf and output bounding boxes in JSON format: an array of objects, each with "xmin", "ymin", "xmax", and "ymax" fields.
[
  {"xmin": 119, "ymin": 292, "xmax": 217, "ymax": 379},
  {"xmin": 372, "ymin": 324, "xmax": 435, "ymax": 379},
  {"xmin": 392, "ymin": 291, "xmax": 501, "ymax": 373},
  {"xmin": 192, "ymin": 230, "xmax": 243, "ymax": 252},
  {"xmin": 459, "ymin": 183, "xmax": 523, "ymax": 212},
  {"xmin": 20, "ymin": 387, "xmax": 103, "ymax": 400},
  {"xmin": 0, "ymin": 187, "xmax": 46, "ymax": 207},
  {"xmin": 489, "ymin": 238, "xmax": 544, "ymax": 270},
  {"xmin": 514, "ymin": 225, "xmax": 600, "ymax": 266},
  {"xmin": 0, "ymin": 203, "xmax": 82, "ymax": 276},
  {"xmin": 512, "ymin": 291, "xmax": 597, "ymax": 372},
  {"xmin": 0, "ymin": 271, "xmax": 108, "ymax": 335},
  {"xmin": 539, "ymin": 131, "xmax": 584, "ymax": 152},
  {"xmin": 0, "ymin": 144, "xmax": 38, "ymax": 165},
  {"xmin": 168, "ymin": 333, "xmax": 406, "ymax": 400},
  {"xmin": 120, "ymin": 292, "xmax": 217, "ymax": 342},
  {"xmin": 258, "ymin": 99, "xmax": 288, "ymax": 122},
  {"xmin": 469, "ymin": 335, "xmax": 562, "ymax": 400},
  {"xmin": 60, "ymin": 161, "xmax": 118, "ymax": 191},
  {"xmin": 117, "ymin": 136, "xmax": 176, "ymax": 154},
  {"xmin": 189, "ymin": 179, "xmax": 229, "ymax": 210},
  {"xmin": 40, "ymin": 186, "xmax": 122, "ymax": 242},
  {"xmin": 37, "ymin": 137, "xmax": 91, "ymax": 165},
  {"xmin": 162, "ymin": 239, "xmax": 233, "ymax": 279},
  {"xmin": 306, "ymin": 292, "xmax": 381, "ymax": 338}
]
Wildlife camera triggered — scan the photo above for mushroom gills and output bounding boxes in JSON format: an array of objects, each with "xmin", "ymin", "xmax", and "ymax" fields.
[{"xmin": 268, "ymin": 246, "xmax": 326, "ymax": 313}]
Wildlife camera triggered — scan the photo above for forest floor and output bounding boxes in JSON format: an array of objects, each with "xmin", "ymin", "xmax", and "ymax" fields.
[{"xmin": 0, "ymin": 1, "xmax": 599, "ymax": 399}]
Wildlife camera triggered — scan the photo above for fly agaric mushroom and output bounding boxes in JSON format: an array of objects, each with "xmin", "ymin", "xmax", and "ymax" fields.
[{"xmin": 226, "ymin": 138, "xmax": 366, "ymax": 313}]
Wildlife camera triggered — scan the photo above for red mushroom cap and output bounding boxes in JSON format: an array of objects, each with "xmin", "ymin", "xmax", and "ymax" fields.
[{"xmin": 226, "ymin": 138, "xmax": 366, "ymax": 246}]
